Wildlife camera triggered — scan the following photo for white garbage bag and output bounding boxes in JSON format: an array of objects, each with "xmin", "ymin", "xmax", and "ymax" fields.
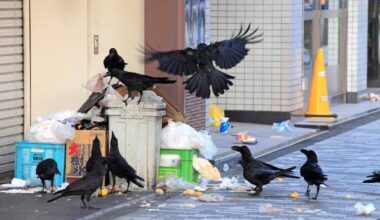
[{"xmin": 161, "ymin": 120, "xmax": 199, "ymax": 149}]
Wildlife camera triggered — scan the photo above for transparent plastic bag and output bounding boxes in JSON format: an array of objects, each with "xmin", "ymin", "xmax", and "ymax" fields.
[
  {"xmin": 27, "ymin": 119, "xmax": 75, "ymax": 144},
  {"xmin": 85, "ymin": 73, "xmax": 108, "ymax": 93},
  {"xmin": 272, "ymin": 120, "xmax": 294, "ymax": 132},
  {"xmin": 156, "ymin": 173, "xmax": 195, "ymax": 191},
  {"xmin": 196, "ymin": 131, "xmax": 217, "ymax": 159},
  {"xmin": 161, "ymin": 120, "xmax": 199, "ymax": 149}
]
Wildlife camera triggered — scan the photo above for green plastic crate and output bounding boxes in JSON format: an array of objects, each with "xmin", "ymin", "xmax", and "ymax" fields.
[{"xmin": 158, "ymin": 148, "xmax": 199, "ymax": 183}]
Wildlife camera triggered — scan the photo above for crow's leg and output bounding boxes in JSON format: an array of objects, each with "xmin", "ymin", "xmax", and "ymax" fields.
[
  {"xmin": 50, "ymin": 177, "xmax": 54, "ymax": 193},
  {"xmin": 111, "ymin": 173, "xmax": 116, "ymax": 193},
  {"xmin": 137, "ymin": 90, "xmax": 143, "ymax": 104},
  {"xmin": 124, "ymin": 180, "xmax": 131, "ymax": 194},
  {"xmin": 39, "ymin": 179, "xmax": 46, "ymax": 194},
  {"xmin": 312, "ymin": 184, "xmax": 320, "ymax": 200},
  {"xmin": 86, "ymin": 194, "xmax": 100, "ymax": 210},
  {"xmin": 80, "ymin": 195, "xmax": 87, "ymax": 209},
  {"xmin": 305, "ymin": 184, "xmax": 310, "ymax": 199},
  {"xmin": 123, "ymin": 95, "xmax": 131, "ymax": 106}
]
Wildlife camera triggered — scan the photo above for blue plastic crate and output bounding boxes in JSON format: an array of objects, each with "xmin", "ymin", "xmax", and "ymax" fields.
[{"xmin": 15, "ymin": 141, "xmax": 65, "ymax": 186}]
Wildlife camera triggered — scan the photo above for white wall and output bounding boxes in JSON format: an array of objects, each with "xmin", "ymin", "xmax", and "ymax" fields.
[
  {"xmin": 347, "ymin": 0, "xmax": 368, "ymax": 93},
  {"xmin": 210, "ymin": 0, "xmax": 303, "ymax": 112}
]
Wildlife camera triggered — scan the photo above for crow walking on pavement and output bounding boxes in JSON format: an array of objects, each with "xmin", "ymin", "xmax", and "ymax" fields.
[
  {"xmin": 300, "ymin": 149, "xmax": 328, "ymax": 200},
  {"xmin": 239, "ymin": 160, "xmax": 296, "ymax": 194},
  {"xmin": 47, "ymin": 159, "xmax": 107, "ymax": 209},
  {"xmin": 85, "ymin": 135, "xmax": 103, "ymax": 173},
  {"xmin": 363, "ymin": 171, "xmax": 380, "ymax": 183},
  {"xmin": 106, "ymin": 132, "xmax": 144, "ymax": 193},
  {"xmin": 36, "ymin": 158, "xmax": 61, "ymax": 193},
  {"xmin": 145, "ymin": 24, "xmax": 262, "ymax": 98},
  {"xmin": 105, "ymin": 69, "xmax": 175, "ymax": 104},
  {"xmin": 231, "ymin": 145, "xmax": 299, "ymax": 179}
]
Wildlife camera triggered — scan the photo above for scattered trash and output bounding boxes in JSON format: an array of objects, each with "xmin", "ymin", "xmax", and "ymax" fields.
[
  {"xmin": 223, "ymin": 164, "xmax": 229, "ymax": 172},
  {"xmin": 98, "ymin": 188, "xmax": 109, "ymax": 197},
  {"xmin": 235, "ymin": 132, "xmax": 257, "ymax": 144},
  {"xmin": 183, "ymin": 189, "xmax": 203, "ymax": 196},
  {"xmin": 1, "ymin": 178, "xmax": 26, "ymax": 188},
  {"xmin": 140, "ymin": 202, "xmax": 151, "ymax": 208},
  {"xmin": 27, "ymin": 119, "xmax": 75, "ymax": 144},
  {"xmin": 197, "ymin": 130, "xmax": 217, "ymax": 159},
  {"xmin": 272, "ymin": 120, "xmax": 294, "ymax": 132},
  {"xmin": 209, "ymin": 103, "xmax": 224, "ymax": 127},
  {"xmin": 277, "ymin": 178, "xmax": 284, "ymax": 183},
  {"xmin": 214, "ymin": 177, "xmax": 243, "ymax": 190},
  {"xmin": 359, "ymin": 93, "xmax": 380, "ymax": 102},
  {"xmin": 140, "ymin": 90, "xmax": 164, "ymax": 103},
  {"xmin": 180, "ymin": 203, "xmax": 195, "ymax": 208},
  {"xmin": 147, "ymin": 209, "xmax": 160, "ymax": 212},
  {"xmin": 197, "ymin": 193, "xmax": 224, "ymax": 202},
  {"xmin": 345, "ymin": 194, "xmax": 353, "ymax": 200},
  {"xmin": 290, "ymin": 192, "xmax": 299, "ymax": 199},
  {"xmin": 155, "ymin": 188, "xmax": 164, "ymax": 195},
  {"xmin": 158, "ymin": 203, "xmax": 167, "ymax": 208},
  {"xmin": 354, "ymin": 202, "xmax": 376, "ymax": 216},
  {"xmin": 219, "ymin": 117, "xmax": 230, "ymax": 134},
  {"xmin": 192, "ymin": 158, "xmax": 221, "ymax": 181},
  {"xmin": 156, "ymin": 173, "xmax": 195, "ymax": 191},
  {"xmin": 35, "ymin": 194, "xmax": 43, "ymax": 198},
  {"xmin": 258, "ymin": 203, "xmax": 282, "ymax": 213},
  {"xmin": 295, "ymin": 208, "xmax": 302, "ymax": 214},
  {"xmin": 193, "ymin": 184, "xmax": 208, "ymax": 192}
]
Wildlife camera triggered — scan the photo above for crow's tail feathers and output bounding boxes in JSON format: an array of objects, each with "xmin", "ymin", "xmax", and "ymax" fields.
[
  {"xmin": 276, "ymin": 166, "xmax": 296, "ymax": 178},
  {"xmin": 280, "ymin": 173, "xmax": 301, "ymax": 179},
  {"xmin": 47, "ymin": 194, "xmax": 63, "ymax": 203},
  {"xmin": 131, "ymin": 176, "xmax": 145, "ymax": 188},
  {"xmin": 184, "ymin": 67, "xmax": 234, "ymax": 99},
  {"xmin": 363, "ymin": 178, "xmax": 380, "ymax": 183},
  {"xmin": 153, "ymin": 77, "xmax": 176, "ymax": 84}
]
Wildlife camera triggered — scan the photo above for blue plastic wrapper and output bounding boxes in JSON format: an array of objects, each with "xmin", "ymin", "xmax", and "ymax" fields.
[
  {"xmin": 272, "ymin": 120, "xmax": 294, "ymax": 132},
  {"xmin": 220, "ymin": 117, "xmax": 230, "ymax": 134}
]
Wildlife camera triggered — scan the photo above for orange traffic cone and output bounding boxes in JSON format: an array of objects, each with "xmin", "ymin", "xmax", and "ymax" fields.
[{"xmin": 305, "ymin": 48, "xmax": 337, "ymax": 118}]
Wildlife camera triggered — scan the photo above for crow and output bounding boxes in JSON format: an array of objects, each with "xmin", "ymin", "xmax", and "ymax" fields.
[
  {"xmin": 104, "ymin": 69, "xmax": 175, "ymax": 104},
  {"xmin": 85, "ymin": 135, "xmax": 103, "ymax": 173},
  {"xmin": 363, "ymin": 171, "xmax": 380, "ymax": 183},
  {"xmin": 36, "ymin": 158, "xmax": 61, "ymax": 193},
  {"xmin": 145, "ymin": 24, "xmax": 263, "ymax": 99},
  {"xmin": 239, "ymin": 160, "xmax": 296, "ymax": 193},
  {"xmin": 47, "ymin": 159, "xmax": 107, "ymax": 209},
  {"xmin": 231, "ymin": 145, "xmax": 299, "ymax": 179},
  {"xmin": 103, "ymin": 48, "xmax": 127, "ymax": 71},
  {"xmin": 106, "ymin": 132, "xmax": 144, "ymax": 193},
  {"xmin": 300, "ymin": 149, "xmax": 328, "ymax": 200}
]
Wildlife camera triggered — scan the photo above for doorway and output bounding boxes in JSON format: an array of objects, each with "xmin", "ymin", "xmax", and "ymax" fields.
[{"xmin": 303, "ymin": 0, "xmax": 348, "ymax": 106}]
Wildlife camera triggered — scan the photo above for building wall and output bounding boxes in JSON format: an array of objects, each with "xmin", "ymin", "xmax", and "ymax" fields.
[
  {"xmin": 24, "ymin": 0, "xmax": 145, "ymax": 127},
  {"xmin": 210, "ymin": 0, "xmax": 303, "ymax": 118},
  {"xmin": 347, "ymin": 0, "xmax": 368, "ymax": 93}
]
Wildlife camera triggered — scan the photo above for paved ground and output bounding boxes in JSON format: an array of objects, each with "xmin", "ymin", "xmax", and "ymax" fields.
[{"xmin": 102, "ymin": 117, "xmax": 380, "ymax": 219}]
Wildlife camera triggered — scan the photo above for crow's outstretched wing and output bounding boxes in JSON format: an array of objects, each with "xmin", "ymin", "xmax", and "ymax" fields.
[
  {"xmin": 145, "ymin": 46, "xmax": 198, "ymax": 76},
  {"xmin": 208, "ymin": 24, "xmax": 262, "ymax": 69}
]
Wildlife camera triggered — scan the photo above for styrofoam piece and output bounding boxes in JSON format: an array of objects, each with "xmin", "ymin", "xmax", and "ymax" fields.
[{"xmin": 106, "ymin": 97, "xmax": 166, "ymax": 190}]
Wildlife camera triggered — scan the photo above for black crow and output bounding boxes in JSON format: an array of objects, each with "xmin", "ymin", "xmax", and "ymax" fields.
[
  {"xmin": 231, "ymin": 145, "xmax": 299, "ymax": 179},
  {"xmin": 85, "ymin": 135, "xmax": 103, "ymax": 173},
  {"xmin": 363, "ymin": 171, "xmax": 380, "ymax": 183},
  {"xmin": 239, "ymin": 160, "xmax": 295, "ymax": 193},
  {"xmin": 145, "ymin": 24, "xmax": 262, "ymax": 99},
  {"xmin": 103, "ymin": 48, "xmax": 127, "ymax": 71},
  {"xmin": 104, "ymin": 69, "xmax": 175, "ymax": 104},
  {"xmin": 106, "ymin": 132, "xmax": 144, "ymax": 193},
  {"xmin": 47, "ymin": 159, "xmax": 107, "ymax": 209},
  {"xmin": 300, "ymin": 149, "xmax": 328, "ymax": 200},
  {"xmin": 36, "ymin": 158, "xmax": 61, "ymax": 193}
]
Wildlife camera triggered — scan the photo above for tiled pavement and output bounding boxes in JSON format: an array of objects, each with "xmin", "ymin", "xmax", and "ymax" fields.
[{"xmin": 110, "ymin": 118, "xmax": 380, "ymax": 220}]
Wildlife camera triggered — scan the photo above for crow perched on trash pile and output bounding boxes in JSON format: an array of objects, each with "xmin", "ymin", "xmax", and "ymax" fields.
[
  {"xmin": 103, "ymin": 48, "xmax": 127, "ymax": 71},
  {"xmin": 104, "ymin": 69, "xmax": 175, "ymax": 104},
  {"xmin": 36, "ymin": 158, "xmax": 61, "ymax": 193},
  {"xmin": 85, "ymin": 135, "xmax": 103, "ymax": 173},
  {"xmin": 300, "ymin": 149, "xmax": 328, "ymax": 200},
  {"xmin": 239, "ymin": 160, "xmax": 296, "ymax": 193},
  {"xmin": 363, "ymin": 171, "xmax": 380, "ymax": 183},
  {"xmin": 106, "ymin": 132, "xmax": 144, "ymax": 193},
  {"xmin": 231, "ymin": 145, "xmax": 300, "ymax": 179},
  {"xmin": 47, "ymin": 159, "xmax": 107, "ymax": 209},
  {"xmin": 145, "ymin": 24, "xmax": 263, "ymax": 99}
]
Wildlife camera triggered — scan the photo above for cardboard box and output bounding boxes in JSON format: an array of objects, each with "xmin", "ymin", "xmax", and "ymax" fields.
[{"xmin": 65, "ymin": 129, "xmax": 107, "ymax": 183}]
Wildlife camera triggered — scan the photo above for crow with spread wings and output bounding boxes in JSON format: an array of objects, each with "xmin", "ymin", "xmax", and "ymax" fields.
[{"xmin": 145, "ymin": 24, "xmax": 262, "ymax": 99}]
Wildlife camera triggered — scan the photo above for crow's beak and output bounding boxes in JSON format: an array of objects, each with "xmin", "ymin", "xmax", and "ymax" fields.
[
  {"xmin": 231, "ymin": 146, "xmax": 241, "ymax": 151},
  {"xmin": 104, "ymin": 72, "xmax": 112, "ymax": 77},
  {"xmin": 300, "ymin": 149, "xmax": 308, "ymax": 155}
]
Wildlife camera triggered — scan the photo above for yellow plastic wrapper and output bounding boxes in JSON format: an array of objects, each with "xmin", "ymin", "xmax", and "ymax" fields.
[
  {"xmin": 209, "ymin": 104, "xmax": 224, "ymax": 127},
  {"xmin": 290, "ymin": 192, "xmax": 299, "ymax": 199},
  {"xmin": 98, "ymin": 188, "xmax": 109, "ymax": 197},
  {"xmin": 183, "ymin": 189, "xmax": 203, "ymax": 196},
  {"xmin": 192, "ymin": 158, "xmax": 222, "ymax": 181}
]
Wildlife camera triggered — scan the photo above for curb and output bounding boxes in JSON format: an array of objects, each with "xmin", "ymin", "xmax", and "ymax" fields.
[{"xmin": 213, "ymin": 105, "xmax": 380, "ymax": 171}]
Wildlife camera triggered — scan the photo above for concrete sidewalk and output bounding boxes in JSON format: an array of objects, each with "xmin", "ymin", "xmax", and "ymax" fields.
[{"xmin": 210, "ymin": 99, "xmax": 380, "ymax": 169}]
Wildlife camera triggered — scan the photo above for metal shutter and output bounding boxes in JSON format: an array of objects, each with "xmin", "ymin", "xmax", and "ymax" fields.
[{"xmin": 0, "ymin": 0, "xmax": 23, "ymax": 174}]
